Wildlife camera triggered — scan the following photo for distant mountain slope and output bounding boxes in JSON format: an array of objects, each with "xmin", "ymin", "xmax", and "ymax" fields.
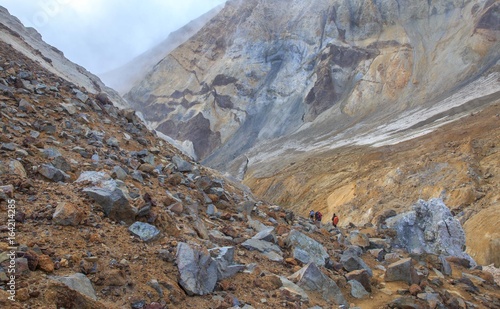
[
  {"xmin": 99, "ymin": 5, "xmax": 223, "ymax": 95},
  {"xmin": 0, "ymin": 6, "xmax": 128, "ymax": 108},
  {"xmin": 124, "ymin": 0, "xmax": 500, "ymax": 176}
]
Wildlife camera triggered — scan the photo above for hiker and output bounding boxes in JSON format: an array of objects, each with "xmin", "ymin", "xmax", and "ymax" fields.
[
  {"xmin": 332, "ymin": 213, "xmax": 339, "ymax": 227},
  {"xmin": 315, "ymin": 211, "xmax": 322, "ymax": 222},
  {"xmin": 309, "ymin": 210, "xmax": 315, "ymax": 221}
]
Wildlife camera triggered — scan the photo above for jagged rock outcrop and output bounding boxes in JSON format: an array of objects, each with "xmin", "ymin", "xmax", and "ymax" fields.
[
  {"xmin": 387, "ymin": 198, "xmax": 476, "ymax": 267},
  {"xmin": 125, "ymin": 0, "xmax": 500, "ymax": 177}
]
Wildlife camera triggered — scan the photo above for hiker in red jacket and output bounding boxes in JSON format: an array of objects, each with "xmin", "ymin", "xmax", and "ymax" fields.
[{"xmin": 332, "ymin": 213, "xmax": 339, "ymax": 227}]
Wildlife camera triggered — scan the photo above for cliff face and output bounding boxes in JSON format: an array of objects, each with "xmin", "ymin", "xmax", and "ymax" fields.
[
  {"xmin": 0, "ymin": 6, "xmax": 128, "ymax": 108},
  {"xmin": 125, "ymin": 0, "xmax": 500, "ymax": 171}
]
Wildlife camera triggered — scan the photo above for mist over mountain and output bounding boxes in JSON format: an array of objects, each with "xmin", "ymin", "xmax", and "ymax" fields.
[{"xmin": 100, "ymin": 4, "xmax": 224, "ymax": 95}]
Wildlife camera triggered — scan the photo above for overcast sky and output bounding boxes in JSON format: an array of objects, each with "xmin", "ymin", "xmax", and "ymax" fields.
[{"xmin": 0, "ymin": 0, "xmax": 226, "ymax": 74}]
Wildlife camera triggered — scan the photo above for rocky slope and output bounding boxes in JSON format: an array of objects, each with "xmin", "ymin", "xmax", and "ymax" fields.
[
  {"xmin": 124, "ymin": 0, "xmax": 500, "ymax": 269},
  {"xmin": 0, "ymin": 6, "xmax": 128, "ymax": 109},
  {"xmin": 100, "ymin": 5, "xmax": 224, "ymax": 95},
  {"xmin": 1, "ymin": 14, "xmax": 500, "ymax": 309}
]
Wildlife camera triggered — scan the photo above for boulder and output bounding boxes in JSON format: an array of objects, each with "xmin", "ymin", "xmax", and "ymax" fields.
[
  {"xmin": 286, "ymin": 229, "xmax": 329, "ymax": 266},
  {"xmin": 9, "ymin": 160, "xmax": 26, "ymax": 177},
  {"xmin": 252, "ymin": 226, "xmax": 276, "ymax": 243},
  {"xmin": 241, "ymin": 238, "xmax": 282, "ymax": 255},
  {"xmin": 340, "ymin": 250, "xmax": 373, "ymax": 276},
  {"xmin": 386, "ymin": 198, "xmax": 476, "ymax": 267},
  {"xmin": 385, "ymin": 258, "xmax": 419, "ymax": 285},
  {"xmin": 52, "ymin": 202, "xmax": 84, "ymax": 226},
  {"xmin": 83, "ymin": 180, "xmax": 137, "ymax": 224},
  {"xmin": 279, "ymin": 277, "xmax": 309, "ymax": 302},
  {"xmin": 51, "ymin": 273, "xmax": 97, "ymax": 300},
  {"xmin": 288, "ymin": 263, "xmax": 348, "ymax": 306},
  {"xmin": 172, "ymin": 155, "xmax": 193, "ymax": 172},
  {"xmin": 176, "ymin": 242, "xmax": 217, "ymax": 296},
  {"xmin": 128, "ymin": 222, "xmax": 161, "ymax": 242},
  {"xmin": 209, "ymin": 247, "xmax": 245, "ymax": 280},
  {"xmin": 38, "ymin": 164, "xmax": 70, "ymax": 182},
  {"xmin": 345, "ymin": 269, "xmax": 371, "ymax": 292},
  {"xmin": 348, "ymin": 279, "xmax": 369, "ymax": 299}
]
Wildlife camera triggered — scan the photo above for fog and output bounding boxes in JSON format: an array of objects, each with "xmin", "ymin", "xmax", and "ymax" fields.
[{"xmin": 0, "ymin": 0, "xmax": 226, "ymax": 74}]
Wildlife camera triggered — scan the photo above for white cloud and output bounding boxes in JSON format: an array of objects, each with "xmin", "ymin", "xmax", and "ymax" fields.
[{"xmin": 0, "ymin": 0, "xmax": 226, "ymax": 73}]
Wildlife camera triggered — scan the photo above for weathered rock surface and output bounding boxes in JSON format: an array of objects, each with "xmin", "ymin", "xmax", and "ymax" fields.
[
  {"xmin": 288, "ymin": 263, "xmax": 347, "ymax": 306},
  {"xmin": 286, "ymin": 229, "xmax": 329, "ymax": 266},
  {"xmin": 176, "ymin": 242, "xmax": 218, "ymax": 296},
  {"xmin": 128, "ymin": 222, "xmax": 161, "ymax": 242},
  {"xmin": 387, "ymin": 198, "xmax": 476, "ymax": 267},
  {"xmin": 51, "ymin": 273, "xmax": 97, "ymax": 300},
  {"xmin": 83, "ymin": 180, "xmax": 137, "ymax": 224}
]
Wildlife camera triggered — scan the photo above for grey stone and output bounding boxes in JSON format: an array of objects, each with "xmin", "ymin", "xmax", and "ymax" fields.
[
  {"xmin": 76, "ymin": 171, "xmax": 110, "ymax": 184},
  {"xmin": 112, "ymin": 166, "xmax": 128, "ymax": 180},
  {"xmin": 279, "ymin": 276, "xmax": 309, "ymax": 302},
  {"xmin": 385, "ymin": 258, "xmax": 419, "ymax": 285},
  {"xmin": 18, "ymin": 98, "xmax": 34, "ymax": 111},
  {"xmin": 128, "ymin": 222, "xmax": 161, "ymax": 242},
  {"xmin": 52, "ymin": 156, "xmax": 72, "ymax": 172},
  {"xmin": 83, "ymin": 180, "xmax": 137, "ymax": 224},
  {"xmin": 286, "ymin": 229, "xmax": 329, "ymax": 266},
  {"xmin": 252, "ymin": 226, "xmax": 276, "ymax": 243},
  {"xmin": 60, "ymin": 103, "xmax": 78, "ymax": 115},
  {"xmin": 41, "ymin": 148, "xmax": 62, "ymax": 159},
  {"xmin": 74, "ymin": 89, "xmax": 89, "ymax": 103},
  {"xmin": 9, "ymin": 160, "xmax": 26, "ymax": 177},
  {"xmin": 209, "ymin": 246, "xmax": 245, "ymax": 280},
  {"xmin": 106, "ymin": 137, "xmax": 120, "ymax": 147},
  {"xmin": 340, "ymin": 253, "xmax": 373, "ymax": 276},
  {"xmin": 172, "ymin": 155, "xmax": 193, "ymax": 172},
  {"xmin": 206, "ymin": 204, "xmax": 217, "ymax": 216},
  {"xmin": 176, "ymin": 242, "xmax": 217, "ymax": 296},
  {"xmin": 38, "ymin": 164, "xmax": 70, "ymax": 182},
  {"xmin": 247, "ymin": 216, "xmax": 268, "ymax": 232},
  {"xmin": 241, "ymin": 238, "xmax": 282, "ymax": 254},
  {"xmin": 1, "ymin": 143, "xmax": 16, "ymax": 151},
  {"xmin": 288, "ymin": 263, "xmax": 348, "ymax": 306},
  {"xmin": 51, "ymin": 273, "xmax": 97, "ymax": 300},
  {"xmin": 262, "ymin": 251, "xmax": 284, "ymax": 262},
  {"xmin": 349, "ymin": 279, "xmax": 369, "ymax": 299},
  {"xmin": 386, "ymin": 198, "xmax": 476, "ymax": 267}
]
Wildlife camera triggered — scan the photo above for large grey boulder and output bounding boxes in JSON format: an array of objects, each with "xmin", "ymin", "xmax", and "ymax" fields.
[
  {"xmin": 286, "ymin": 230, "xmax": 329, "ymax": 266},
  {"xmin": 176, "ymin": 242, "xmax": 217, "ymax": 296},
  {"xmin": 51, "ymin": 273, "xmax": 97, "ymax": 300},
  {"xmin": 83, "ymin": 180, "xmax": 137, "ymax": 224},
  {"xmin": 209, "ymin": 246, "xmax": 245, "ymax": 280},
  {"xmin": 288, "ymin": 263, "xmax": 347, "ymax": 306},
  {"xmin": 386, "ymin": 198, "xmax": 476, "ymax": 267}
]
